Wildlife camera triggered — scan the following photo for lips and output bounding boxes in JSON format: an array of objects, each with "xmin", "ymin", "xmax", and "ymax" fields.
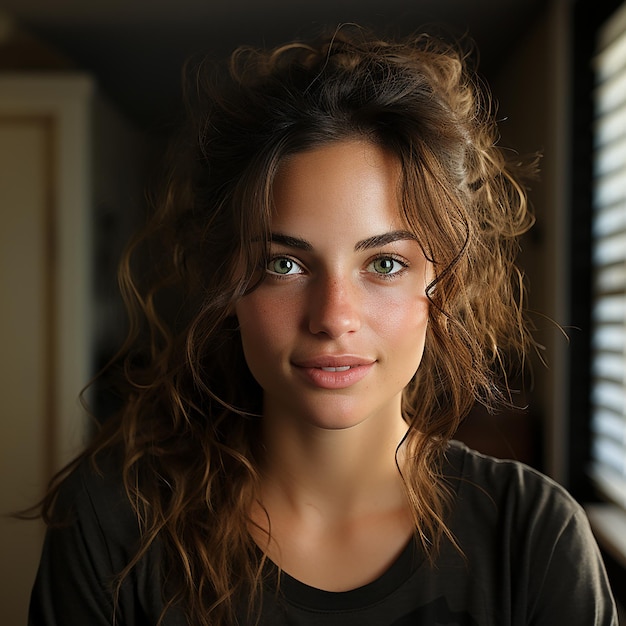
[
  {"xmin": 292, "ymin": 355, "xmax": 375, "ymax": 389},
  {"xmin": 294, "ymin": 355, "xmax": 374, "ymax": 369}
]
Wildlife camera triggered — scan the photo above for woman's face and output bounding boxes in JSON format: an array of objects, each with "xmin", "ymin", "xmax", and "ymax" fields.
[{"xmin": 235, "ymin": 140, "xmax": 430, "ymax": 432}]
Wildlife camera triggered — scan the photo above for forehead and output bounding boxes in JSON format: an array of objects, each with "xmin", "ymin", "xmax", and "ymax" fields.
[{"xmin": 271, "ymin": 140, "xmax": 406, "ymax": 236}]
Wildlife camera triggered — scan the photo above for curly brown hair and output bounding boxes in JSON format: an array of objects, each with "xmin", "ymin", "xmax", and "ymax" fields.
[{"xmin": 41, "ymin": 25, "xmax": 537, "ymax": 626}]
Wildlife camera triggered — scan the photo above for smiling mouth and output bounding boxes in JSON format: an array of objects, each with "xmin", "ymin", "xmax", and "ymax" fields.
[{"xmin": 293, "ymin": 360, "xmax": 375, "ymax": 389}]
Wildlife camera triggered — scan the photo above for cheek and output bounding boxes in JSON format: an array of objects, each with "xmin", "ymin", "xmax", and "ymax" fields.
[
  {"xmin": 371, "ymin": 292, "xmax": 430, "ymax": 370},
  {"xmin": 370, "ymin": 260, "xmax": 431, "ymax": 345},
  {"xmin": 372, "ymin": 290, "xmax": 429, "ymax": 337},
  {"xmin": 235, "ymin": 292, "xmax": 296, "ymax": 370}
]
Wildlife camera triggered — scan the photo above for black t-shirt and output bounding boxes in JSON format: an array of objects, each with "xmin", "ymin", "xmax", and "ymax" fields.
[{"xmin": 29, "ymin": 441, "xmax": 618, "ymax": 625}]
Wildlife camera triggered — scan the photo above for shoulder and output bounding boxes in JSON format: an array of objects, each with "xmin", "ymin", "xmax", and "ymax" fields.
[
  {"xmin": 444, "ymin": 439, "xmax": 584, "ymax": 534},
  {"xmin": 56, "ymin": 447, "xmax": 128, "ymax": 510},
  {"xmin": 442, "ymin": 443, "xmax": 617, "ymax": 623},
  {"xmin": 31, "ymin": 450, "xmax": 143, "ymax": 625},
  {"xmin": 51, "ymin": 448, "xmax": 141, "ymax": 558}
]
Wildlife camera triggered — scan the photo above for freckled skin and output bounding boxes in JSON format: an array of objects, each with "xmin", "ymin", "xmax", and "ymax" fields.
[{"xmin": 235, "ymin": 140, "xmax": 430, "ymax": 435}]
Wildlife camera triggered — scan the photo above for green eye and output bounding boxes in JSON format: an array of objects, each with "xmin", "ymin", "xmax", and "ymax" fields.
[
  {"xmin": 267, "ymin": 257, "xmax": 303, "ymax": 276},
  {"xmin": 372, "ymin": 258, "xmax": 395, "ymax": 274},
  {"xmin": 369, "ymin": 257, "xmax": 404, "ymax": 275}
]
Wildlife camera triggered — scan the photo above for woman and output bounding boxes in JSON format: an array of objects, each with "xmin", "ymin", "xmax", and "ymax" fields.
[{"xmin": 29, "ymin": 26, "xmax": 617, "ymax": 625}]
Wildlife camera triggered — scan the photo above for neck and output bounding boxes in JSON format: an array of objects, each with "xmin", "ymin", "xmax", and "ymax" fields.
[{"xmin": 258, "ymin": 407, "xmax": 409, "ymax": 518}]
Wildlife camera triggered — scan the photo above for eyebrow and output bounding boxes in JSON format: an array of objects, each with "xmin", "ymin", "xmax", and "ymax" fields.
[
  {"xmin": 354, "ymin": 230, "xmax": 418, "ymax": 251},
  {"xmin": 270, "ymin": 230, "xmax": 418, "ymax": 252}
]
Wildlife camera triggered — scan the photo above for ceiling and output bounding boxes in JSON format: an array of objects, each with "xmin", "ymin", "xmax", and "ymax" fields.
[{"xmin": 0, "ymin": 0, "xmax": 547, "ymax": 134}]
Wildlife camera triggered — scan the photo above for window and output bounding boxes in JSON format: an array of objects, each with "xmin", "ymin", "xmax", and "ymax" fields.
[
  {"xmin": 588, "ymin": 0, "xmax": 626, "ymax": 515},
  {"xmin": 570, "ymin": 1, "xmax": 626, "ymax": 611}
]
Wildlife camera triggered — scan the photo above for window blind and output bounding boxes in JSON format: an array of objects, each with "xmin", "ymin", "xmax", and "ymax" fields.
[{"xmin": 589, "ymin": 0, "xmax": 626, "ymax": 511}]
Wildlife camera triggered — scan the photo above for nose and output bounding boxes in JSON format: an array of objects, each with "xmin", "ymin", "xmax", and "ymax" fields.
[{"xmin": 307, "ymin": 274, "xmax": 361, "ymax": 338}]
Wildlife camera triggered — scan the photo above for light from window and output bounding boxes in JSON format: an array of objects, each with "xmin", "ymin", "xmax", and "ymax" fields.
[{"xmin": 589, "ymin": 0, "xmax": 626, "ymax": 511}]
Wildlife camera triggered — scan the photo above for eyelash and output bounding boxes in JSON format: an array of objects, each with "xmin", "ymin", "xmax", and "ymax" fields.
[{"xmin": 264, "ymin": 253, "xmax": 410, "ymax": 280}]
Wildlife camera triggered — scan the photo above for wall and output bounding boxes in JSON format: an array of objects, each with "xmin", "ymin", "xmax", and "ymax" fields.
[{"xmin": 491, "ymin": 0, "xmax": 572, "ymax": 482}]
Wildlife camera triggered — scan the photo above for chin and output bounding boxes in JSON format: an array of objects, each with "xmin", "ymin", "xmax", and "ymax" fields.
[{"xmin": 298, "ymin": 398, "xmax": 391, "ymax": 432}]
